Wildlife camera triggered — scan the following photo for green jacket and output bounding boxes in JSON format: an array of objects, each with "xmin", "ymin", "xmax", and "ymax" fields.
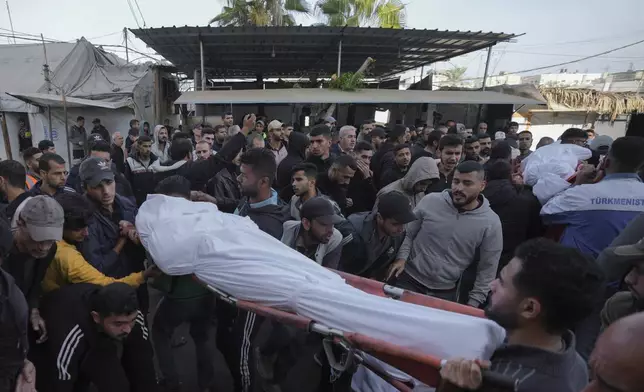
[{"xmin": 600, "ymin": 291, "xmax": 641, "ymax": 330}]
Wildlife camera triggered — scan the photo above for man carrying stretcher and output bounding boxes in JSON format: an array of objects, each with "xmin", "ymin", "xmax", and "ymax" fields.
[{"xmin": 136, "ymin": 192, "xmax": 603, "ymax": 391}]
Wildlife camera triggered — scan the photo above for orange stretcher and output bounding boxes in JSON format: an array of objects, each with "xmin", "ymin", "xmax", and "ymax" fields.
[{"xmin": 195, "ymin": 270, "xmax": 517, "ymax": 392}]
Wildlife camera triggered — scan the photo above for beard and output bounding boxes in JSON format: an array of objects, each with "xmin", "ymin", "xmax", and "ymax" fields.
[
  {"xmin": 451, "ymin": 191, "xmax": 478, "ymax": 208},
  {"xmin": 485, "ymin": 305, "xmax": 520, "ymax": 330},
  {"xmin": 480, "ymin": 148, "xmax": 491, "ymax": 157},
  {"xmin": 241, "ymin": 184, "xmax": 259, "ymax": 198}
]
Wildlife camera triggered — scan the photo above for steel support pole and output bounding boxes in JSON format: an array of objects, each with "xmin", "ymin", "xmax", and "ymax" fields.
[
  {"xmin": 200, "ymin": 38, "xmax": 206, "ymax": 91},
  {"xmin": 336, "ymin": 40, "xmax": 342, "ymax": 76},
  {"xmin": 477, "ymin": 45, "xmax": 494, "ymax": 125},
  {"xmin": 481, "ymin": 46, "xmax": 493, "ymax": 91}
]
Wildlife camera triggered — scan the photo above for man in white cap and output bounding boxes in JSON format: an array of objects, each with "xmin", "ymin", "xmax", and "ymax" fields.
[
  {"xmin": 2, "ymin": 195, "xmax": 64, "ymax": 344},
  {"xmin": 266, "ymin": 120, "xmax": 287, "ymax": 166}
]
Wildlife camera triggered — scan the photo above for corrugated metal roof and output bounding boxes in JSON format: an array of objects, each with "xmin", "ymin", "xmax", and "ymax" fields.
[
  {"xmin": 174, "ymin": 88, "xmax": 545, "ymax": 105},
  {"xmin": 131, "ymin": 26, "xmax": 517, "ymax": 78}
]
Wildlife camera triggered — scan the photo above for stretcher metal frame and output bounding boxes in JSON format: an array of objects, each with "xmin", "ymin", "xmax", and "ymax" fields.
[{"xmin": 194, "ymin": 270, "xmax": 517, "ymax": 392}]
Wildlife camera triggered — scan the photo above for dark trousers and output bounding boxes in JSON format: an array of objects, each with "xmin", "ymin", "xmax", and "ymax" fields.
[
  {"xmin": 395, "ymin": 271, "xmax": 458, "ymax": 302},
  {"xmin": 216, "ymin": 301, "xmax": 264, "ymax": 392},
  {"xmin": 152, "ymin": 295, "xmax": 216, "ymax": 389}
]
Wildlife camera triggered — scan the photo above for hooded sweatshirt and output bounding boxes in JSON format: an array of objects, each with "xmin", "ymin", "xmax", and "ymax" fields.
[
  {"xmin": 151, "ymin": 125, "xmax": 170, "ymax": 163},
  {"xmin": 235, "ymin": 189, "xmax": 291, "ymax": 239},
  {"xmin": 276, "ymin": 132, "xmax": 310, "ymax": 191},
  {"xmin": 397, "ymin": 190, "xmax": 502, "ymax": 306},
  {"xmin": 375, "ymin": 157, "xmax": 439, "ymax": 210}
]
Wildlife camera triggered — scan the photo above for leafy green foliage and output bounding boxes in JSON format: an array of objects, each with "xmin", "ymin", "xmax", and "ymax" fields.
[{"xmin": 329, "ymin": 72, "xmax": 365, "ymax": 91}]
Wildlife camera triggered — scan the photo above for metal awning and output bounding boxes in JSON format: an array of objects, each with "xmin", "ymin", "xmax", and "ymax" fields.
[
  {"xmin": 131, "ymin": 26, "xmax": 518, "ymax": 78},
  {"xmin": 7, "ymin": 93, "xmax": 130, "ymax": 110},
  {"xmin": 175, "ymin": 88, "xmax": 545, "ymax": 105}
]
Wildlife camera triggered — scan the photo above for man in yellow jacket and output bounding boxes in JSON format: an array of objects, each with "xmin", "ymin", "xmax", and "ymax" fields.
[{"xmin": 42, "ymin": 192, "xmax": 157, "ymax": 293}]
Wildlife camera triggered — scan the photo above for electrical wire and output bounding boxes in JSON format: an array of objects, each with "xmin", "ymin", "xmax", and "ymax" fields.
[{"xmin": 132, "ymin": 0, "xmax": 147, "ymax": 27}]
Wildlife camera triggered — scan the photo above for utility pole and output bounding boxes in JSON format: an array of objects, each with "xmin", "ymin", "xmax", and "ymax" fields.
[
  {"xmin": 124, "ymin": 27, "xmax": 129, "ymax": 63},
  {"xmin": 41, "ymin": 33, "xmax": 54, "ymax": 140},
  {"xmin": 5, "ymin": 1, "xmax": 15, "ymax": 44}
]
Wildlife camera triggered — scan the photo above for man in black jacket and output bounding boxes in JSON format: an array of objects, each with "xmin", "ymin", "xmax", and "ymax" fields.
[
  {"xmin": 425, "ymin": 134, "xmax": 463, "ymax": 194},
  {"xmin": 317, "ymin": 154, "xmax": 357, "ymax": 215},
  {"xmin": 2, "ymin": 196, "xmax": 64, "ymax": 346},
  {"xmin": 66, "ymin": 140, "xmax": 134, "ymax": 202},
  {"xmin": 338, "ymin": 192, "xmax": 416, "ymax": 281},
  {"xmin": 379, "ymin": 143, "xmax": 411, "ymax": 188},
  {"xmin": 483, "ymin": 160, "xmax": 543, "ymax": 272},
  {"xmin": 346, "ymin": 141, "xmax": 377, "ymax": 215},
  {"xmin": 222, "ymin": 147, "xmax": 290, "ymax": 392},
  {"xmin": 305, "ymin": 125, "xmax": 335, "ymax": 175},
  {"xmin": 276, "ymin": 131, "xmax": 310, "ymax": 192},
  {"xmin": 33, "ymin": 283, "xmax": 159, "ymax": 392},
  {"xmin": 0, "ymin": 217, "xmax": 34, "ymax": 392},
  {"xmin": 371, "ymin": 124, "xmax": 406, "ymax": 189},
  {"xmin": 125, "ymin": 136, "xmax": 159, "ymax": 205},
  {"xmin": 440, "ymin": 239, "xmax": 602, "ymax": 392}
]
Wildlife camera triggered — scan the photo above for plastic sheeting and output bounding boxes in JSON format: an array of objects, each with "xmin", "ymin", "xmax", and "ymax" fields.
[
  {"xmin": 522, "ymin": 143, "xmax": 592, "ymax": 204},
  {"xmin": 137, "ymin": 195, "xmax": 506, "ymax": 365}
]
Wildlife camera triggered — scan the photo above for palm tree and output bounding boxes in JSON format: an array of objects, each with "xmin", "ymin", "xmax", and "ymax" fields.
[
  {"xmin": 442, "ymin": 66, "xmax": 468, "ymax": 85},
  {"xmin": 209, "ymin": 0, "xmax": 310, "ymax": 26},
  {"xmin": 315, "ymin": 0, "xmax": 406, "ymax": 28}
]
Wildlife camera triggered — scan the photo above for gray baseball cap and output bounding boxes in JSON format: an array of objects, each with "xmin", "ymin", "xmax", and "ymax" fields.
[
  {"xmin": 80, "ymin": 157, "xmax": 114, "ymax": 187},
  {"xmin": 19, "ymin": 196, "xmax": 64, "ymax": 241}
]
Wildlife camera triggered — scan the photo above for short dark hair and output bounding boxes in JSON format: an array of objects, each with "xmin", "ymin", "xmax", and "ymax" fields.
[
  {"xmin": 512, "ymin": 238, "xmax": 604, "ymax": 333},
  {"xmin": 128, "ymin": 128, "xmax": 139, "ymax": 137},
  {"xmin": 446, "ymin": 126, "xmax": 458, "ymax": 135},
  {"xmin": 39, "ymin": 153, "xmax": 65, "ymax": 172},
  {"xmin": 310, "ymin": 124, "xmax": 332, "ymax": 139},
  {"xmin": 486, "ymin": 160, "xmax": 512, "ymax": 181},
  {"xmin": 201, "ymin": 128, "xmax": 215, "ymax": 136},
  {"xmin": 0, "ymin": 160, "xmax": 26, "ymax": 188},
  {"xmin": 37, "ymin": 139, "xmax": 55, "ymax": 152},
  {"xmin": 154, "ymin": 175, "xmax": 191, "ymax": 199},
  {"xmin": 438, "ymin": 134, "xmax": 464, "ymax": 150},
  {"xmin": 222, "ymin": 111, "xmax": 233, "ymax": 119},
  {"xmin": 129, "ymin": 119, "xmax": 139, "ymax": 128},
  {"xmin": 393, "ymin": 143, "xmax": 411, "ymax": 154},
  {"xmin": 508, "ymin": 121, "xmax": 519, "ymax": 127},
  {"xmin": 170, "ymin": 138, "xmax": 193, "ymax": 161},
  {"xmin": 172, "ymin": 132, "xmax": 191, "ymax": 141},
  {"xmin": 388, "ymin": 124, "xmax": 408, "ymax": 142},
  {"xmin": 586, "ymin": 128, "xmax": 596, "ymax": 135},
  {"xmin": 608, "ymin": 136, "xmax": 644, "ymax": 173},
  {"xmin": 91, "ymin": 283, "xmax": 139, "ymax": 318},
  {"xmin": 354, "ymin": 141, "xmax": 373, "ymax": 152},
  {"xmin": 490, "ymin": 141, "xmax": 512, "ymax": 160},
  {"xmin": 427, "ymin": 130, "xmax": 443, "ymax": 147},
  {"xmin": 455, "ymin": 161, "xmax": 485, "ymax": 177},
  {"xmin": 518, "ymin": 130, "xmax": 533, "ymax": 137},
  {"xmin": 464, "ymin": 135, "xmax": 479, "ymax": 144},
  {"xmin": 240, "ymin": 148, "xmax": 277, "ymax": 181},
  {"xmin": 214, "ymin": 124, "xmax": 226, "ymax": 133},
  {"xmin": 76, "ymin": 116, "xmax": 84, "ymax": 122},
  {"xmin": 138, "ymin": 135, "xmax": 152, "ymax": 144},
  {"xmin": 478, "ymin": 133, "xmax": 491, "ymax": 141},
  {"xmin": 55, "ymin": 192, "xmax": 94, "ymax": 230},
  {"xmin": 291, "ymin": 162, "xmax": 318, "ymax": 179},
  {"xmin": 22, "ymin": 147, "xmax": 41, "ymax": 162},
  {"xmin": 90, "ymin": 140, "xmax": 111, "ymax": 153},
  {"xmin": 361, "ymin": 120, "xmax": 372, "ymax": 129},
  {"xmin": 560, "ymin": 128, "xmax": 587, "ymax": 142},
  {"xmin": 331, "ymin": 154, "xmax": 358, "ymax": 171}
]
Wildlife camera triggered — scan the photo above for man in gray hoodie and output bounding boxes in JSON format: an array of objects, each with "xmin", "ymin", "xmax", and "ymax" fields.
[
  {"xmin": 390, "ymin": 161, "xmax": 502, "ymax": 307},
  {"xmin": 375, "ymin": 156, "xmax": 439, "ymax": 210}
]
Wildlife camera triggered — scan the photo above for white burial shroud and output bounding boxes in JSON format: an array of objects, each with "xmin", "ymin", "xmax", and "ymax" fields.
[{"xmin": 137, "ymin": 195, "xmax": 506, "ymax": 361}]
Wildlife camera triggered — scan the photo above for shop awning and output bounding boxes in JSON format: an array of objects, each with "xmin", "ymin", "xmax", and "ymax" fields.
[
  {"xmin": 7, "ymin": 92, "xmax": 130, "ymax": 110},
  {"xmin": 175, "ymin": 88, "xmax": 546, "ymax": 105}
]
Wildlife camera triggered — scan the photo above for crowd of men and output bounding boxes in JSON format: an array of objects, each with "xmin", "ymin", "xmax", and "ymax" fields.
[{"xmin": 0, "ymin": 113, "xmax": 643, "ymax": 392}]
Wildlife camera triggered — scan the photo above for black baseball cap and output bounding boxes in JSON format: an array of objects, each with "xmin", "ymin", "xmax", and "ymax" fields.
[
  {"xmin": 300, "ymin": 197, "xmax": 343, "ymax": 225},
  {"xmin": 377, "ymin": 192, "xmax": 417, "ymax": 224},
  {"xmin": 80, "ymin": 157, "xmax": 115, "ymax": 187}
]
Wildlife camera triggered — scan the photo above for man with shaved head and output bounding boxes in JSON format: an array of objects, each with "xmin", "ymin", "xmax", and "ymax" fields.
[{"xmin": 584, "ymin": 312, "xmax": 644, "ymax": 392}]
